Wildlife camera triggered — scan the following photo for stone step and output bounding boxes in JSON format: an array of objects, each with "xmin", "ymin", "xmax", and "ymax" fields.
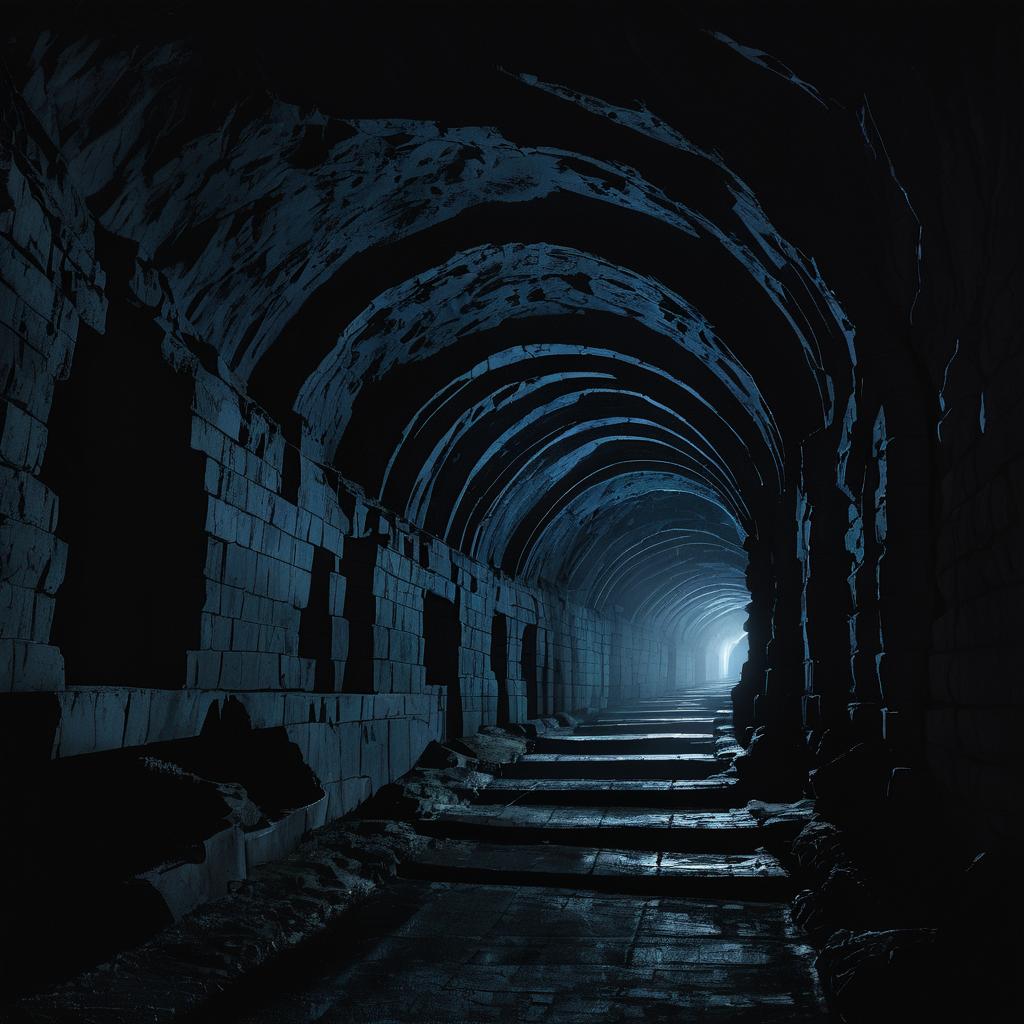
[
  {"xmin": 594, "ymin": 708, "xmax": 728, "ymax": 720},
  {"xmin": 477, "ymin": 776, "xmax": 743, "ymax": 808},
  {"xmin": 624, "ymin": 695, "xmax": 733, "ymax": 707},
  {"xmin": 504, "ymin": 752, "xmax": 723, "ymax": 780},
  {"xmin": 578, "ymin": 718, "xmax": 716, "ymax": 734},
  {"xmin": 610, "ymin": 700, "xmax": 724, "ymax": 708},
  {"xmin": 402, "ymin": 840, "xmax": 793, "ymax": 899},
  {"xmin": 416, "ymin": 805, "xmax": 763, "ymax": 852},
  {"xmin": 536, "ymin": 732, "xmax": 715, "ymax": 755}
]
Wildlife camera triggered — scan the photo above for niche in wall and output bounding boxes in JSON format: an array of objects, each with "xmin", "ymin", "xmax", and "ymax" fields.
[
  {"xmin": 490, "ymin": 610, "xmax": 509, "ymax": 726},
  {"xmin": 43, "ymin": 301, "xmax": 205, "ymax": 688},
  {"xmin": 423, "ymin": 591, "xmax": 462, "ymax": 738},
  {"xmin": 299, "ymin": 546, "xmax": 336, "ymax": 692},
  {"xmin": 521, "ymin": 622, "xmax": 539, "ymax": 719},
  {"xmin": 340, "ymin": 532, "xmax": 383, "ymax": 694}
]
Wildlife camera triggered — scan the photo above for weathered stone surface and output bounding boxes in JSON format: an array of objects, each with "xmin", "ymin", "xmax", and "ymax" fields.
[
  {"xmin": 2, "ymin": 5, "xmax": 1023, "ymax": 1016},
  {"xmin": 446, "ymin": 726, "xmax": 528, "ymax": 767},
  {"xmin": 359, "ymin": 765, "xmax": 493, "ymax": 819},
  {"xmin": 9, "ymin": 819, "xmax": 427, "ymax": 1024}
]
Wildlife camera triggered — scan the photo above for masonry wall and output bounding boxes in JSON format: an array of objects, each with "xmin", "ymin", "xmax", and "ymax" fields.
[
  {"xmin": 1, "ymin": 81, "xmax": 106, "ymax": 695},
  {"xmin": 0, "ymin": 82, "xmax": 675, "ymax": 932}
]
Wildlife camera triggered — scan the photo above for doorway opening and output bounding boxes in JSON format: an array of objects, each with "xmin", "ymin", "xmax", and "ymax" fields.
[
  {"xmin": 490, "ymin": 611, "xmax": 509, "ymax": 726},
  {"xmin": 423, "ymin": 592, "xmax": 462, "ymax": 739},
  {"xmin": 43, "ymin": 309, "xmax": 205, "ymax": 688},
  {"xmin": 521, "ymin": 622, "xmax": 538, "ymax": 719}
]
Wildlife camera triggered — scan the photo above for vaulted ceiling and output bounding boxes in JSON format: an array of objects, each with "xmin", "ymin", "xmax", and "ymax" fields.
[{"xmin": 7, "ymin": 1, "xmax": 930, "ymax": 652}]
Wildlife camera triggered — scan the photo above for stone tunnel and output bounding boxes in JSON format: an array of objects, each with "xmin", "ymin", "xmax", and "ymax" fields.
[{"xmin": 0, "ymin": 3, "xmax": 1021, "ymax": 1021}]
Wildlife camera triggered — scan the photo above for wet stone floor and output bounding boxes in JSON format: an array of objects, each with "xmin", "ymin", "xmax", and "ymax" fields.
[
  {"xmin": 217, "ymin": 684, "xmax": 829, "ymax": 1023},
  {"xmin": 225, "ymin": 882, "xmax": 825, "ymax": 1023}
]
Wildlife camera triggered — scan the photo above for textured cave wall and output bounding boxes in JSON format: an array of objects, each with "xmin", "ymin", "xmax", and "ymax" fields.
[
  {"xmin": 694, "ymin": 4, "xmax": 1022, "ymax": 856},
  {"xmin": 803, "ymin": 6, "xmax": 1024, "ymax": 851}
]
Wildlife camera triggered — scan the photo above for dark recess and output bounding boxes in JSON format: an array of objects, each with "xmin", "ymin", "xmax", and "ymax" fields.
[
  {"xmin": 340, "ymin": 530, "xmax": 385, "ymax": 693},
  {"xmin": 43, "ymin": 232, "xmax": 206, "ymax": 688},
  {"xmin": 490, "ymin": 610, "xmax": 509, "ymax": 726},
  {"xmin": 298, "ymin": 545, "xmax": 336, "ymax": 692},
  {"xmin": 521, "ymin": 621, "xmax": 539, "ymax": 719},
  {"xmin": 422, "ymin": 591, "xmax": 463, "ymax": 739}
]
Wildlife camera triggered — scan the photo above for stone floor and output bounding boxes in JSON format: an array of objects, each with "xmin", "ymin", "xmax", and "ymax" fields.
[
  {"xmin": 222, "ymin": 883, "xmax": 826, "ymax": 1023},
  {"xmin": 214, "ymin": 683, "xmax": 830, "ymax": 1023}
]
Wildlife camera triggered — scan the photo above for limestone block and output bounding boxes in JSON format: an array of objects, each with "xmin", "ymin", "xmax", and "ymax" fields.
[
  {"xmin": 289, "ymin": 565, "xmax": 311, "ymax": 607},
  {"xmin": 305, "ymin": 792, "xmax": 329, "ymax": 832},
  {"xmin": 141, "ymin": 690, "xmax": 193, "ymax": 745},
  {"xmin": 336, "ymin": 695, "xmax": 365, "ymax": 723},
  {"xmin": 244, "ymin": 806, "xmax": 307, "ymax": 873},
  {"xmin": 1, "ymin": 637, "xmax": 63, "ymax": 690},
  {"xmin": 323, "ymin": 779, "xmax": 346, "ymax": 820},
  {"xmin": 372, "ymin": 624, "xmax": 389, "ymax": 659},
  {"xmin": 139, "ymin": 825, "xmax": 246, "ymax": 922},
  {"xmin": 190, "ymin": 416, "xmax": 226, "ymax": 463},
  {"xmin": 247, "ymin": 479, "xmax": 273, "ymax": 521},
  {"xmin": 238, "ymin": 691, "xmax": 287, "ymax": 730},
  {"xmin": 334, "ymin": 720, "xmax": 361, "ymax": 780},
  {"xmin": 192, "ymin": 373, "xmax": 241, "ymax": 440},
  {"xmin": 339, "ymin": 776, "xmax": 372, "ymax": 817},
  {"xmin": 217, "ymin": 651, "xmax": 243, "ymax": 690},
  {"xmin": 360, "ymin": 720, "xmax": 389, "ymax": 792},
  {"xmin": 306, "ymin": 514, "xmax": 324, "ymax": 547},
  {"xmin": 330, "ymin": 617, "xmax": 349, "ymax": 661},
  {"xmin": 0, "ymin": 399, "xmax": 47, "ymax": 472},
  {"xmin": 191, "ymin": 650, "xmax": 221, "ymax": 689},
  {"xmin": 388, "ymin": 717, "xmax": 412, "ymax": 779},
  {"xmin": 270, "ymin": 495, "xmax": 297, "ymax": 535},
  {"xmin": 0, "ymin": 580, "xmax": 36, "ymax": 640},
  {"xmin": 285, "ymin": 722, "xmax": 327, "ymax": 784},
  {"xmin": 0, "ymin": 236, "xmax": 56, "ymax": 323},
  {"xmin": 373, "ymin": 660, "xmax": 393, "ymax": 692},
  {"xmin": 0, "ymin": 332, "xmax": 54, "ymax": 421},
  {"xmin": 0, "ymin": 465, "xmax": 56, "ymax": 532},
  {"xmin": 4, "ymin": 165, "xmax": 51, "ymax": 269}
]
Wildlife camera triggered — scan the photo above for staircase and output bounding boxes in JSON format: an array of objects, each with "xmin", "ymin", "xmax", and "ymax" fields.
[
  {"xmin": 393, "ymin": 682, "xmax": 830, "ymax": 1019},
  {"xmin": 215, "ymin": 685, "xmax": 829, "ymax": 1022}
]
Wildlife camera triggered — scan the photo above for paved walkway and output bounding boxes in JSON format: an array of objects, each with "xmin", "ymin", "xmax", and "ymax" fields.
[{"xmin": 224, "ymin": 684, "xmax": 829, "ymax": 1023}]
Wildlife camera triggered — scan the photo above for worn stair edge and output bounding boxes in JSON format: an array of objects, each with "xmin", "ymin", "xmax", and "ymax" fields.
[
  {"xmin": 503, "ymin": 752, "xmax": 722, "ymax": 780},
  {"xmin": 576, "ymin": 719, "xmax": 717, "ymax": 733},
  {"xmin": 414, "ymin": 821, "xmax": 765, "ymax": 853},
  {"xmin": 400, "ymin": 845, "xmax": 795, "ymax": 900},
  {"xmin": 475, "ymin": 779, "xmax": 745, "ymax": 808}
]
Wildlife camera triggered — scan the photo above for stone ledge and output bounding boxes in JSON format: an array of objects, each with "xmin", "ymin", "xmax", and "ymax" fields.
[{"xmin": 46, "ymin": 686, "xmax": 445, "ymax": 759}]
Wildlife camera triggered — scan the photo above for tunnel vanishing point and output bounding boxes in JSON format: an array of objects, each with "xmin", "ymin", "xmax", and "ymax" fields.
[{"xmin": 0, "ymin": 3, "xmax": 1021, "ymax": 1022}]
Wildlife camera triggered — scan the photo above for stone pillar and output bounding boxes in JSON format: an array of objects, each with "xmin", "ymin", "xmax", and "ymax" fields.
[{"xmin": 800, "ymin": 427, "xmax": 856, "ymax": 756}]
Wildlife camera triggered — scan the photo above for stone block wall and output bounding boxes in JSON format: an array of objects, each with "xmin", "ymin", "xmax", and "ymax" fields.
[
  {"xmin": 0, "ymin": 80, "xmax": 677, "ymax": 929},
  {"xmin": 1, "ymin": 83, "xmax": 106, "ymax": 694}
]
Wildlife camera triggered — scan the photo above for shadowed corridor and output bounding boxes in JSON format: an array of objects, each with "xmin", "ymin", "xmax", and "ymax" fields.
[
  {"xmin": 212, "ymin": 683, "xmax": 825, "ymax": 1024},
  {"xmin": 1, "ymin": 3, "xmax": 1022, "ymax": 1022}
]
